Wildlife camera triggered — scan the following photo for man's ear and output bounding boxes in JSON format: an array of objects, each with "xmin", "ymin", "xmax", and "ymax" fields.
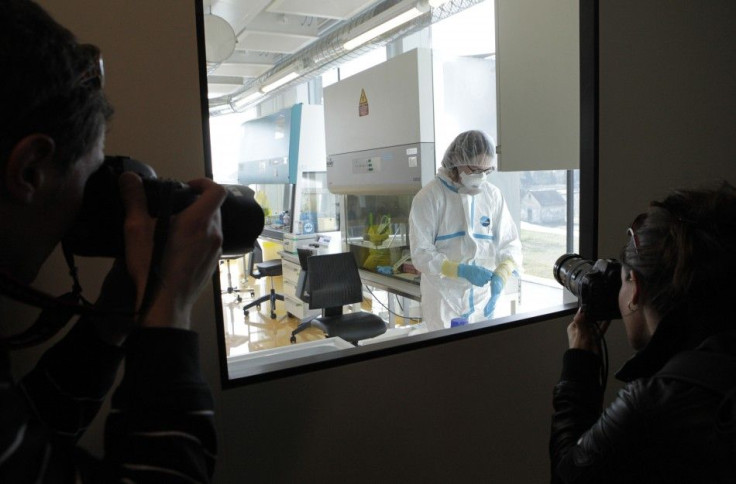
[{"xmin": 3, "ymin": 134, "xmax": 55, "ymax": 203}]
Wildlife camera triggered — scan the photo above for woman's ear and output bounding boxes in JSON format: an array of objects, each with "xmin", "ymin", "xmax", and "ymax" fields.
[
  {"xmin": 3, "ymin": 134, "xmax": 55, "ymax": 203},
  {"xmin": 629, "ymin": 269, "xmax": 641, "ymax": 307}
]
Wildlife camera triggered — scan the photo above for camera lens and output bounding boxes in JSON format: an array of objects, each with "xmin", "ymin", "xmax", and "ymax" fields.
[{"xmin": 553, "ymin": 254, "xmax": 594, "ymax": 297}]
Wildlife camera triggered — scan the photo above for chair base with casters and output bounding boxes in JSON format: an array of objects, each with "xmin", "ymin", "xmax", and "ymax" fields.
[
  {"xmin": 242, "ymin": 250, "xmax": 284, "ymax": 320},
  {"xmin": 290, "ymin": 311, "xmax": 386, "ymax": 345},
  {"xmin": 220, "ymin": 255, "xmax": 254, "ymax": 303}
]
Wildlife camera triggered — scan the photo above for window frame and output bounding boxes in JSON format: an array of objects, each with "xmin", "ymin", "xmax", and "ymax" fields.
[{"xmin": 196, "ymin": 0, "xmax": 598, "ymax": 388}]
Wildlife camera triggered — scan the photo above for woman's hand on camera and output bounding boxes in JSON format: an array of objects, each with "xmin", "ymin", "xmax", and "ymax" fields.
[
  {"xmin": 119, "ymin": 172, "xmax": 226, "ymax": 330},
  {"xmin": 567, "ymin": 307, "xmax": 610, "ymax": 354}
]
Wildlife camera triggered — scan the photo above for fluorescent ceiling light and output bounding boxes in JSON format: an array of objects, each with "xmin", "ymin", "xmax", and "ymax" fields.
[
  {"xmin": 343, "ymin": 3, "xmax": 428, "ymax": 51},
  {"xmin": 428, "ymin": 0, "xmax": 453, "ymax": 7},
  {"xmin": 260, "ymin": 71, "xmax": 300, "ymax": 93}
]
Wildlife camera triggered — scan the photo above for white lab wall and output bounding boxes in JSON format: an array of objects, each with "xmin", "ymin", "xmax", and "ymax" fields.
[{"xmin": 7, "ymin": 1, "xmax": 734, "ymax": 483}]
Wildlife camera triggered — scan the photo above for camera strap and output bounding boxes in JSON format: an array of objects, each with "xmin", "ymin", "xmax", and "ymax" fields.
[
  {"xmin": 1, "ymin": 182, "xmax": 178, "ymax": 348},
  {"xmin": 137, "ymin": 181, "xmax": 174, "ymax": 318},
  {"xmin": 0, "ymin": 248, "xmax": 92, "ymax": 349}
]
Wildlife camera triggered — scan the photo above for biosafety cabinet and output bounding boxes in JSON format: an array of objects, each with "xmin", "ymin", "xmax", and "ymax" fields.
[
  {"xmin": 323, "ymin": 48, "xmax": 437, "ymax": 299},
  {"xmin": 237, "ymin": 103, "xmax": 339, "ymax": 241},
  {"xmin": 324, "ymin": 48, "xmax": 436, "ymax": 196}
]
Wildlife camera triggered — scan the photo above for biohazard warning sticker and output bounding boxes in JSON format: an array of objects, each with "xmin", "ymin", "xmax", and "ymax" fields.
[{"xmin": 359, "ymin": 88, "xmax": 369, "ymax": 117}]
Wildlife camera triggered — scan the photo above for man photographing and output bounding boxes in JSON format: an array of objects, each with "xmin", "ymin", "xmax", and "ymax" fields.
[{"xmin": 1, "ymin": 1, "xmax": 225, "ymax": 481}]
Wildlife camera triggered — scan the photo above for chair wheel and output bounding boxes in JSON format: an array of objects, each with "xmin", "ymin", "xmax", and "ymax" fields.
[
  {"xmin": 270, "ymin": 312, "xmax": 276, "ymax": 319},
  {"xmin": 236, "ymin": 295, "xmax": 242, "ymax": 303},
  {"xmin": 290, "ymin": 335, "xmax": 296, "ymax": 344},
  {"xmin": 244, "ymin": 309, "xmax": 249, "ymax": 317},
  {"xmin": 250, "ymin": 291, "xmax": 255, "ymax": 297}
]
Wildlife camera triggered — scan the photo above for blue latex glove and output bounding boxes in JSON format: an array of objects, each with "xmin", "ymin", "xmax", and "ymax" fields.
[
  {"xmin": 457, "ymin": 263, "xmax": 495, "ymax": 287},
  {"xmin": 484, "ymin": 274, "xmax": 505, "ymax": 317}
]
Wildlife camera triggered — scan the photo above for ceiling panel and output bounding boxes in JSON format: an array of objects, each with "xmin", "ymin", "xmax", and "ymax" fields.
[
  {"xmin": 237, "ymin": 30, "xmax": 319, "ymax": 54},
  {"xmin": 209, "ymin": 0, "xmax": 270, "ymax": 33},
  {"xmin": 266, "ymin": 0, "xmax": 379, "ymax": 20},
  {"xmin": 211, "ymin": 62, "xmax": 272, "ymax": 78}
]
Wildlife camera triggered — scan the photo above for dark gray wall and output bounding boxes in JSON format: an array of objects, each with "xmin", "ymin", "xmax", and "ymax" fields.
[{"xmin": 7, "ymin": 1, "xmax": 736, "ymax": 483}]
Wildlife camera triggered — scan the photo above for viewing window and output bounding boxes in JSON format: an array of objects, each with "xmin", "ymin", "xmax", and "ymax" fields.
[{"xmin": 203, "ymin": 0, "xmax": 590, "ymax": 385}]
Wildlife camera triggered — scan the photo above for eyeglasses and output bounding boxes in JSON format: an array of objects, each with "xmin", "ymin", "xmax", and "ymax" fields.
[
  {"xmin": 464, "ymin": 166, "xmax": 494, "ymax": 175},
  {"xmin": 627, "ymin": 212, "xmax": 647, "ymax": 255},
  {"xmin": 76, "ymin": 44, "xmax": 104, "ymax": 89}
]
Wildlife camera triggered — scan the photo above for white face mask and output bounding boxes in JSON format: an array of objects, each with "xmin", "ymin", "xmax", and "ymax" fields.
[{"xmin": 458, "ymin": 171, "xmax": 487, "ymax": 195}]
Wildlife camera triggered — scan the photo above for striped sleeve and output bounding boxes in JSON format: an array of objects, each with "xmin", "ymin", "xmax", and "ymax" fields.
[
  {"xmin": 103, "ymin": 328, "xmax": 217, "ymax": 483},
  {"xmin": 1, "ymin": 320, "xmax": 124, "ymax": 482}
]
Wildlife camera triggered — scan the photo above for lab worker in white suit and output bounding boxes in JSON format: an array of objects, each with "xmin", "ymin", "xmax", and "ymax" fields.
[{"xmin": 409, "ymin": 130, "xmax": 522, "ymax": 331}]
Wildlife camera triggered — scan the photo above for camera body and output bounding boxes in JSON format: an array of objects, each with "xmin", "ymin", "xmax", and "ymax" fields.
[
  {"xmin": 554, "ymin": 254, "xmax": 622, "ymax": 320},
  {"xmin": 62, "ymin": 155, "xmax": 264, "ymax": 257}
]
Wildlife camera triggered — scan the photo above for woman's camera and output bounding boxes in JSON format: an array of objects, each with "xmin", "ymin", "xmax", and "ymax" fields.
[
  {"xmin": 554, "ymin": 254, "xmax": 622, "ymax": 320},
  {"xmin": 62, "ymin": 155, "xmax": 264, "ymax": 257}
]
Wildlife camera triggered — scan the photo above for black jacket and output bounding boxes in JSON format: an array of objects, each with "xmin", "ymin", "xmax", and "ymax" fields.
[{"xmin": 550, "ymin": 313, "xmax": 736, "ymax": 483}]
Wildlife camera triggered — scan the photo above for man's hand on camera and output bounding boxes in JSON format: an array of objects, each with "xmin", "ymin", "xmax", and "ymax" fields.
[
  {"xmin": 567, "ymin": 307, "xmax": 610, "ymax": 354},
  {"xmin": 119, "ymin": 172, "xmax": 226, "ymax": 330}
]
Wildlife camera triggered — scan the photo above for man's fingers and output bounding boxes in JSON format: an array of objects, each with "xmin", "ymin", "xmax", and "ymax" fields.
[
  {"xmin": 118, "ymin": 172, "xmax": 147, "ymax": 217},
  {"xmin": 186, "ymin": 178, "xmax": 227, "ymax": 216}
]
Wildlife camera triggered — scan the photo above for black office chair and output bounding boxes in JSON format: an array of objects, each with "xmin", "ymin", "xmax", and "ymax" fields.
[
  {"xmin": 290, "ymin": 250, "xmax": 387, "ymax": 345},
  {"xmin": 242, "ymin": 241, "xmax": 284, "ymax": 319}
]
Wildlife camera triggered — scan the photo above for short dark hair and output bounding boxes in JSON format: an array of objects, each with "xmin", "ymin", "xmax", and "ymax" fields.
[
  {"xmin": 0, "ymin": 0, "xmax": 113, "ymax": 171},
  {"xmin": 621, "ymin": 182, "xmax": 736, "ymax": 326}
]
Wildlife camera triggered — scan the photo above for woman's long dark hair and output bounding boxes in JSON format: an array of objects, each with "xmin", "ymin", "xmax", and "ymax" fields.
[{"xmin": 621, "ymin": 182, "xmax": 736, "ymax": 335}]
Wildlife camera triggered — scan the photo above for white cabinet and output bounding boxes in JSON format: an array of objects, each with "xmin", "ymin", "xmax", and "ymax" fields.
[
  {"xmin": 495, "ymin": 0, "xmax": 579, "ymax": 170},
  {"xmin": 281, "ymin": 257, "xmax": 320, "ymax": 319}
]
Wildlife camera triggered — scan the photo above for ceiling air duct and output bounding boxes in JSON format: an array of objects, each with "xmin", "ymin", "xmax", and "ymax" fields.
[{"xmin": 208, "ymin": 0, "xmax": 484, "ymax": 116}]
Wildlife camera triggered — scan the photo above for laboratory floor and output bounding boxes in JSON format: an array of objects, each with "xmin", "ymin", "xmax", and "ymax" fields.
[{"xmin": 219, "ymin": 270, "xmax": 325, "ymax": 358}]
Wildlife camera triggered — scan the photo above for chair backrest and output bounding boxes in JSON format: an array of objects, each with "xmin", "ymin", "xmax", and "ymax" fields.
[
  {"xmin": 305, "ymin": 252, "xmax": 363, "ymax": 316},
  {"xmin": 248, "ymin": 241, "xmax": 264, "ymax": 279},
  {"xmin": 295, "ymin": 248, "xmax": 315, "ymax": 304}
]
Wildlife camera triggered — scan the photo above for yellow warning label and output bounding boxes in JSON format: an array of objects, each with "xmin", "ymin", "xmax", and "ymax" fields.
[{"xmin": 359, "ymin": 88, "xmax": 369, "ymax": 117}]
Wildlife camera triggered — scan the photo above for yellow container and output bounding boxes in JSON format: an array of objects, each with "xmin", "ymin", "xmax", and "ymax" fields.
[{"xmin": 262, "ymin": 240, "xmax": 282, "ymax": 261}]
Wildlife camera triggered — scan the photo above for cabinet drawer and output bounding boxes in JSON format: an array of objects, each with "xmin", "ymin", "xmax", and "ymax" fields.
[
  {"xmin": 281, "ymin": 259, "xmax": 301, "ymax": 285},
  {"xmin": 282, "ymin": 278, "xmax": 297, "ymax": 299},
  {"xmin": 285, "ymin": 295, "xmax": 321, "ymax": 319}
]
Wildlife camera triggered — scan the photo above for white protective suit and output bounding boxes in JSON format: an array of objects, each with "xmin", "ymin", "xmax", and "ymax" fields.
[{"xmin": 409, "ymin": 168, "xmax": 522, "ymax": 331}]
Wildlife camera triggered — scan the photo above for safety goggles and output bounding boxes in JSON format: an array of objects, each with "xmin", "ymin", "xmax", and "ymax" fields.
[{"xmin": 463, "ymin": 166, "xmax": 494, "ymax": 175}]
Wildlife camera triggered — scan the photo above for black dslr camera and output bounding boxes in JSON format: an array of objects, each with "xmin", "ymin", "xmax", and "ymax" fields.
[
  {"xmin": 62, "ymin": 155, "xmax": 264, "ymax": 258},
  {"xmin": 553, "ymin": 254, "xmax": 622, "ymax": 320}
]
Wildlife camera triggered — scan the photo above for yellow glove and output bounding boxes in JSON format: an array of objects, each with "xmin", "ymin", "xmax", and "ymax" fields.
[
  {"xmin": 494, "ymin": 259, "xmax": 515, "ymax": 284},
  {"xmin": 441, "ymin": 260, "xmax": 460, "ymax": 278},
  {"xmin": 442, "ymin": 260, "xmax": 515, "ymax": 283}
]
